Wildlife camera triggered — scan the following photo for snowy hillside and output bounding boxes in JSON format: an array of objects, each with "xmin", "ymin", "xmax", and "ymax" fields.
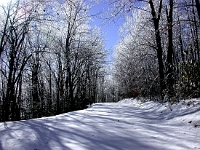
[{"xmin": 0, "ymin": 98, "xmax": 200, "ymax": 150}]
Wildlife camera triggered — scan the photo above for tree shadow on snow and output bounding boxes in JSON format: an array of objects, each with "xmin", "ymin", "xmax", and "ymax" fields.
[{"xmin": 0, "ymin": 103, "xmax": 199, "ymax": 150}]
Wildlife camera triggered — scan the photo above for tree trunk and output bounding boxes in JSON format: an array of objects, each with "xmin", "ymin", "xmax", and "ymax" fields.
[
  {"xmin": 66, "ymin": 36, "xmax": 74, "ymax": 111},
  {"xmin": 149, "ymin": 0, "xmax": 165, "ymax": 99},
  {"xmin": 3, "ymin": 45, "xmax": 16, "ymax": 121},
  {"xmin": 166, "ymin": 0, "xmax": 175, "ymax": 100}
]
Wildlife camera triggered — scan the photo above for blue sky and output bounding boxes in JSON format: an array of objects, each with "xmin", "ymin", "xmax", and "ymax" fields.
[{"xmin": 89, "ymin": 1, "xmax": 124, "ymax": 62}]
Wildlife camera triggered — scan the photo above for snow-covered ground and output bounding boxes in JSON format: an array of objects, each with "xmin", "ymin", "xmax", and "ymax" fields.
[{"xmin": 0, "ymin": 98, "xmax": 200, "ymax": 150}]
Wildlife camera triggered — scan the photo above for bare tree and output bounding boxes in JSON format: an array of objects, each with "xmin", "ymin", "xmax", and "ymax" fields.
[{"xmin": 0, "ymin": 0, "xmax": 36, "ymax": 121}]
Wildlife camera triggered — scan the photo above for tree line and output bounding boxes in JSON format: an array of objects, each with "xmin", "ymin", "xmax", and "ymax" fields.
[
  {"xmin": 0, "ymin": 0, "xmax": 107, "ymax": 122},
  {"xmin": 1, "ymin": 0, "xmax": 199, "ymax": 122},
  {"xmin": 111, "ymin": 0, "xmax": 200, "ymax": 102}
]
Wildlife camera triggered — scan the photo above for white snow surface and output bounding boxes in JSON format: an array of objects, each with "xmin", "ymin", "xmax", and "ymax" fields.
[{"xmin": 0, "ymin": 98, "xmax": 200, "ymax": 150}]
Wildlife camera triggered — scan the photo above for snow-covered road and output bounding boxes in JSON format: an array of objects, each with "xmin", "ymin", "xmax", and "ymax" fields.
[{"xmin": 0, "ymin": 99, "xmax": 200, "ymax": 150}]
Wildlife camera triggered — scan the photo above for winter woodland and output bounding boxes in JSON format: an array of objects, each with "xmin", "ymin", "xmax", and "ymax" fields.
[{"xmin": 0, "ymin": 0, "xmax": 200, "ymax": 121}]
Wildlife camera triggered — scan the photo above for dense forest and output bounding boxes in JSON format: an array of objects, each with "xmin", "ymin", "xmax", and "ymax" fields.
[
  {"xmin": 0, "ymin": 0, "xmax": 200, "ymax": 122},
  {"xmin": 0, "ymin": 0, "xmax": 107, "ymax": 121},
  {"xmin": 112, "ymin": 0, "xmax": 200, "ymax": 102}
]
